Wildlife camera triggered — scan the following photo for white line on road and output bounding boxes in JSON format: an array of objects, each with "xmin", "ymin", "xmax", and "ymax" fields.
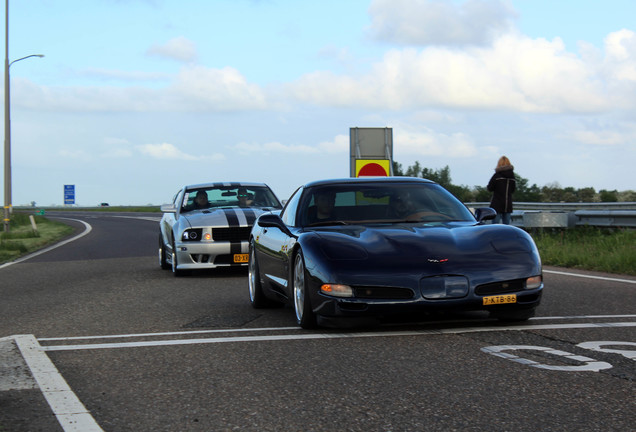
[
  {"xmin": 13, "ymin": 335, "xmax": 103, "ymax": 432},
  {"xmin": 543, "ymin": 269, "xmax": 636, "ymax": 284},
  {"xmin": 40, "ymin": 321, "xmax": 636, "ymax": 352}
]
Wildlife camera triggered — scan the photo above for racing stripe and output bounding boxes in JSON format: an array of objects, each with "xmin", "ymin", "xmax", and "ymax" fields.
[
  {"xmin": 222, "ymin": 209, "xmax": 243, "ymax": 257},
  {"xmin": 241, "ymin": 209, "xmax": 257, "ymax": 226}
]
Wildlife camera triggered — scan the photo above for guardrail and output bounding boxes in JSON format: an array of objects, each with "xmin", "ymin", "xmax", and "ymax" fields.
[{"xmin": 465, "ymin": 202, "xmax": 636, "ymax": 228}]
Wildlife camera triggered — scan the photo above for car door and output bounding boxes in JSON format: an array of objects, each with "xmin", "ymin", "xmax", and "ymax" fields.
[{"xmin": 255, "ymin": 187, "xmax": 302, "ymax": 290}]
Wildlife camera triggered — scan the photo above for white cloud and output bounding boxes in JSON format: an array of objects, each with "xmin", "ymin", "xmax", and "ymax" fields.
[
  {"xmin": 367, "ymin": 0, "xmax": 516, "ymax": 46},
  {"xmin": 167, "ymin": 66, "xmax": 269, "ymax": 111},
  {"xmin": 394, "ymin": 128, "xmax": 480, "ymax": 158},
  {"xmin": 147, "ymin": 36, "xmax": 198, "ymax": 63},
  {"xmin": 570, "ymin": 130, "xmax": 624, "ymax": 146},
  {"xmin": 136, "ymin": 143, "xmax": 197, "ymax": 160},
  {"xmin": 288, "ymin": 33, "xmax": 617, "ymax": 113},
  {"xmin": 80, "ymin": 68, "xmax": 170, "ymax": 82},
  {"xmin": 231, "ymin": 134, "xmax": 349, "ymax": 157},
  {"xmin": 12, "ymin": 65, "xmax": 268, "ymax": 113}
]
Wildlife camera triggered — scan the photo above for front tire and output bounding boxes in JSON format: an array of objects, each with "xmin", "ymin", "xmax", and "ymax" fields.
[
  {"xmin": 171, "ymin": 239, "xmax": 186, "ymax": 277},
  {"xmin": 293, "ymin": 251, "xmax": 317, "ymax": 329},
  {"xmin": 248, "ymin": 243, "xmax": 268, "ymax": 308},
  {"xmin": 159, "ymin": 233, "xmax": 170, "ymax": 270}
]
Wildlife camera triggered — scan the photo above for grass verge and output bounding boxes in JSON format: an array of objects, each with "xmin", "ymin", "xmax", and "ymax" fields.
[
  {"xmin": 0, "ymin": 213, "xmax": 74, "ymax": 264},
  {"xmin": 530, "ymin": 226, "xmax": 636, "ymax": 276}
]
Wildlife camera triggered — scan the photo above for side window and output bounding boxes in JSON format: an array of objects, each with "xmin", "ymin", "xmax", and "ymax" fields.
[{"xmin": 280, "ymin": 187, "xmax": 302, "ymax": 227}]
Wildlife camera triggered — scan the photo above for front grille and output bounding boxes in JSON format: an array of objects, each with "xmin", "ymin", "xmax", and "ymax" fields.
[
  {"xmin": 212, "ymin": 227, "xmax": 252, "ymax": 242},
  {"xmin": 475, "ymin": 279, "xmax": 524, "ymax": 295},
  {"xmin": 353, "ymin": 286, "xmax": 414, "ymax": 299}
]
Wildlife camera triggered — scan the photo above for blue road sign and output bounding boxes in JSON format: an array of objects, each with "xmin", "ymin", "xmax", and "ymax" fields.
[{"xmin": 64, "ymin": 184, "xmax": 75, "ymax": 205}]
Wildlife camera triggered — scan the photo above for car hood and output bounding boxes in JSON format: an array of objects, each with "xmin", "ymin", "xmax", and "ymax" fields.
[
  {"xmin": 181, "ymin": 207, "xmax": 270, "ymax": 228},
  {"xmin": 301, "ymin": 222, "xmax": 540, "ymax": 283}
]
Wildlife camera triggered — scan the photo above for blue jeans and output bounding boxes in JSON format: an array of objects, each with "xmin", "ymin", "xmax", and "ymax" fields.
[{"xmin": 493, "ymin": 212, "xmax": 511, "ymax": 225}]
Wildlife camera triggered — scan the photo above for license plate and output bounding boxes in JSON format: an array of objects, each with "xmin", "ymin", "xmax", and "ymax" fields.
[
  {"xmin": 483, "ymin": 294, "xmax": 517, "ymax": 305},
  {"xmin": 233, "ymin": 254, "xmax": 249, "ymax": 263}
]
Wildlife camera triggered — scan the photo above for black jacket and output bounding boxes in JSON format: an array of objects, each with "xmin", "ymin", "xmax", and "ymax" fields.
[{"xmin": 487, "ymin": 165, "xmax": 516, "ymax": 213}]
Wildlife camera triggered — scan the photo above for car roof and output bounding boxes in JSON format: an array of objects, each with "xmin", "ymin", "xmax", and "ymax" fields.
[
  {"xmin": 303, "ymin": 177, "xmax": 436, "ymax": 188},
  {"xmin": 184, "ymin": 182, "xmax": 270, "ymax": 190}
]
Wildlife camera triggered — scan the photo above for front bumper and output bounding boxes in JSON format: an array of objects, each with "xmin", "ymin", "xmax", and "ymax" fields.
[
  {"xmin": 174, "ymin": 240, "xmax": 249, "ymax": 269},
  {"xmin": 312, "ymin": 284, "xmax": 543, "ymax": 319}
]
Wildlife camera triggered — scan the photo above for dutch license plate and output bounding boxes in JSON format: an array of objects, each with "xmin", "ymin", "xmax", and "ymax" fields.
[
  {"xmin": 233, "ymin": 254, "xmax": 249, "ymax": 263},
  {"xmin": 483, "ymin": 294, "xmax": 517, "ymax": 306}
]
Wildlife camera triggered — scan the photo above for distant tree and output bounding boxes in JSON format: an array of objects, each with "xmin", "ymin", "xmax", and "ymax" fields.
[
  {"xmin": 473, "ymin": 185, "xmax": 491, "ymax": 202},
  {"xmin": 618, "ymin": 190, "xmax": 636, "ymax": 202},
  {"xmin": 561, "ymin": 187, "xmax": 578, "ymax": 202},
  {"xmin": 392, "ymin": 160, "xmax": 631, "ymax": 203},
  {"xmin": 514, "ymin": 175, "xmax": 542, "ymax": 202},
  {"xmin": 577, "ymin": 187, "xmax": 596, "ymax": 202},
  {"xmin": 599, "ymin": 189, "xmax": 619, "ymax": 202},
  {"xmin": 392, "ymin": 161, "xmax": 404, "ymax": 176},
  {"xmin": 406, "ymin": 161, "xmax": 423, "ymax": 178}
]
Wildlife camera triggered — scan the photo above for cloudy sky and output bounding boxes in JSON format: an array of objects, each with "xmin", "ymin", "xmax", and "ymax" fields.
[{"xmin": 4, "ymin": 0, "xmax": 636, "ymax": 206}]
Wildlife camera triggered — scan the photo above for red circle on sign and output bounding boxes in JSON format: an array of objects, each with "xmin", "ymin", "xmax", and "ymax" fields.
[{"xmin": 358, "ymin": 163, "xmax": 388, "ymax": 177}]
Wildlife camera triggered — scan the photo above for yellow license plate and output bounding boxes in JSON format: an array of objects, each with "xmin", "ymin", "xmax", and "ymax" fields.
[
  {"xmin": 483, "ymin": 294, "xmax": 517, "ymax": 305},
  {"xmin": 233, "ymin": 254, "xmax": 249, "ymax": 263}
]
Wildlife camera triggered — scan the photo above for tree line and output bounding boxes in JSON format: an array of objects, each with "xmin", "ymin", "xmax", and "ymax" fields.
[{"xmin": 392, "ymin": 161, "xmax": 636, "ymax": 203}]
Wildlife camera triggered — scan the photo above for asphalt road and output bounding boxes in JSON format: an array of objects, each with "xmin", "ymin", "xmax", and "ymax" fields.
[{"xmin": 1, "ymin": 212, "xmax": 634, "ymax": 432}]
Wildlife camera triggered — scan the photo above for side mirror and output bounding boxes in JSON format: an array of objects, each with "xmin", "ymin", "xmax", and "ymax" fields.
[
  {"xmin": 257, "ymin": 213, "xmax": 292, "ymax": 236},
  {"xmin": 160, "ymin": 203, "xmax": 177, "ymax": 213},
  {"xmin": 474, "ymin": 207, "xmax": 496, "ymax": 223}
]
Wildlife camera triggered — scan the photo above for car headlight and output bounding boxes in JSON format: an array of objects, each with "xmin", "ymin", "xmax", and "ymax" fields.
[
  {"xmin": 321, "ymin": 284, "xmax": 354, "ymax": 297},
  {"xmin": 182, "ymin": 229, "xmax": 202, "ymax": 241},
  {"xmin": 525, "ymin": 275, "xmax": 542, "ymax": 289}
]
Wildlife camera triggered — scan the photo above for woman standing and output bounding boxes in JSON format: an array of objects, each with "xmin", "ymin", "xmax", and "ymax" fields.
[{"xmin": 487, "ymin": 156, "xmax": 516, "ymax": 224}]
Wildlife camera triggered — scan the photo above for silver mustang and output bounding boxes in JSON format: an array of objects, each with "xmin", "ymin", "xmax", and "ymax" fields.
[{"xmin": 159, "ymin": 182, "xmax": 282, "ymax": 276}]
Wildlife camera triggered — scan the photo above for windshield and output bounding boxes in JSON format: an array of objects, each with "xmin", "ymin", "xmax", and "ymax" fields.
[
  {"xmin": 300, "ymin": 182, "xmax": 475, "ymax": 226},
  {"xmin": 180, "ymin": 185, "xmax": 282, "ymax": 213}
]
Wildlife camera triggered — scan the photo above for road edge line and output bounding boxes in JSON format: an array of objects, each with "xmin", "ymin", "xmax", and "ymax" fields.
[
  {"xmin": 0, "ymin": 219, "xmax": 92, "ymax": 269},
  {"xmin": 13, "ymin": 334, "xmax": 103, "ymax": 432}
]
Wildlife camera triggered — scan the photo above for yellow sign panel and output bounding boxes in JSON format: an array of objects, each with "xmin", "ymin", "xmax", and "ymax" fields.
[{"xmin": 355, "ymin": 159, "xmax": 390, "ymax": 177}]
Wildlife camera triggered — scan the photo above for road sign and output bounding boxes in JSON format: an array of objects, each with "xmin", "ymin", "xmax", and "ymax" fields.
[
  {"xmin": 64, "ymin": 185, "xmax": 75, "ymax": 205},
  {"xmin": 355, "ymin": 159, "xmax": 391, "ymax": 177},
  {"xmin": 350, "ymin": 127, "xmax": 393, "ymax": 177}
]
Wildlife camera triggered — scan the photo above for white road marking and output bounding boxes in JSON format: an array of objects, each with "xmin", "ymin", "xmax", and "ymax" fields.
[
  {"xmin": 577, "ymin": 341, "xmax": 636, "ymax": 359},
  {"xmin": 480, "ymin": 345, "xmax": 613, "ymax": 372},
  {"xmin": 39, "ymin": 321, "xmax": 636, "ymax": 352},
  {"xmin": 37, "ymin": 315, "xmax": 636, "ymax": 343},
  {"xmin": 543, "ymin": 269, "xmax": 636, "ymax": 284},
  {"xmin": 13, "ymin": 335, "xmax": 103, "ymax": 432}
]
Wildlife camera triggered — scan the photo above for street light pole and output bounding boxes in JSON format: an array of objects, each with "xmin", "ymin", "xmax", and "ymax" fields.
[
  {"xmin": 3, "ymin": 0, "xmax": 9, "ymax": 232},
  {"xmin": 3, "ymin": 0, "xmax": 43, "ymax": 232}
]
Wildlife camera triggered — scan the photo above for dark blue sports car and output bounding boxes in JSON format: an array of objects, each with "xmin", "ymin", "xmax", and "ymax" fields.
[{"xmin": 249, "ymin": 177, "xmax": 543, "ymax": 329}]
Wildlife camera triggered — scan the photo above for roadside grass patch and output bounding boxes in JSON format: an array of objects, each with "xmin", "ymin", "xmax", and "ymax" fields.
[
  {"xmin": 531, "ymin": 226, "xmax": 636, "ymax": 276},
  {"xmin": 0, "ymin": 213, "xmax": 74, "ymax": 263}
]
